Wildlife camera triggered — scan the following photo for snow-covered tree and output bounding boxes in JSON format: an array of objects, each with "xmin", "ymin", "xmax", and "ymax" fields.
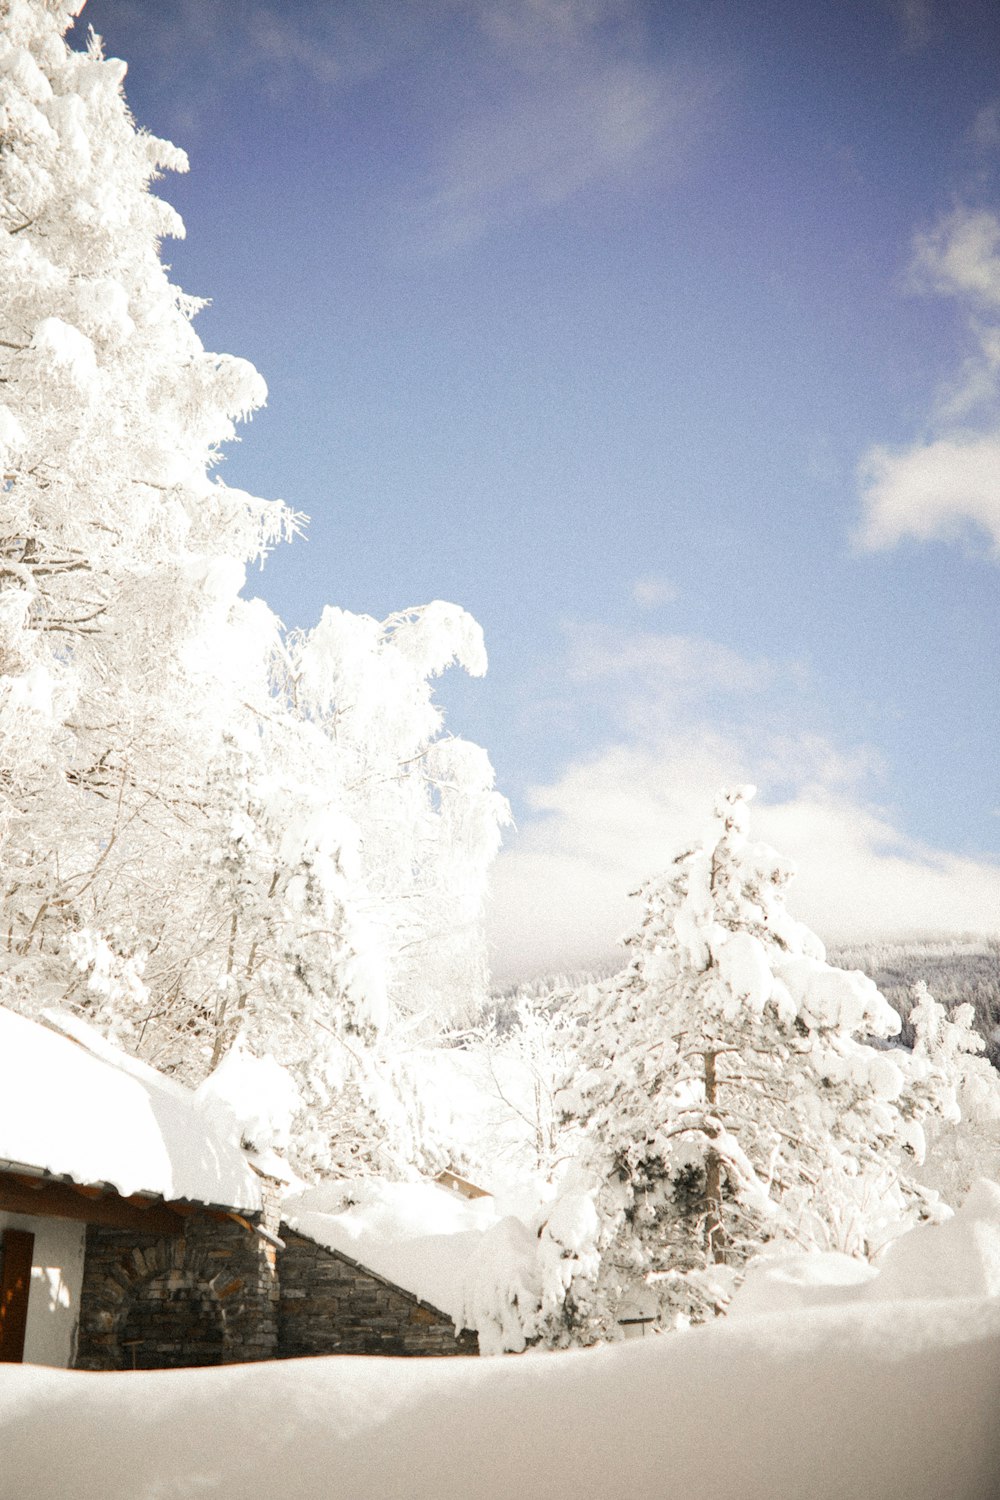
[
  {"xmin": 460, "ymin": 989, "xmax": 581, "ymax": 1182},
  {"xmin": 909, "ymin": 982, "xmax": 1000, "ymax": 1202},
  {"xmin": 278, "ymin": 602, "xmax": 508, "ymax": 1034},
  {"xmin": 0, "ymin": 1, "xmax": 508, "ymax": 1180},
  {"xmin": 0, "ymin": 0, "xmax": 293, "ymax": 1026},
  {"xmin": 539, "ymin": 787, "xmax": 950, "ymax": 1344}
]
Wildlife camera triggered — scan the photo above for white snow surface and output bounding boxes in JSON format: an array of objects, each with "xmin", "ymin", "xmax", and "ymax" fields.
[
  {"xmin": 0, "ymin": 1006, "xmax": 262, "ymax": 1209},
  {"xmin": 285, "ymin": 1177, "xmax": 499, "ymax": 1324},
  {"xmin": 193, "ymin": 1041, "xmax": 302, "ymax": 1154},
  {"xmin": 5, "ymin": 1181, "xmax": 1000, "ymax": 1498},
  {"xmin": 286, "ymin": 1179, "xmax": 565, "ymax": 1353}
]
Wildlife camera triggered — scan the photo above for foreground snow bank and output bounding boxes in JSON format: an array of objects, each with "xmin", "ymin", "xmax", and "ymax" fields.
[
  {"xmin": 2, "ymin": 1296, "xmax": 998, "ymax": 1499},
  {"xmin": 4, "ymin": 1182, "xmax": 1000, "ymax": 1499}
]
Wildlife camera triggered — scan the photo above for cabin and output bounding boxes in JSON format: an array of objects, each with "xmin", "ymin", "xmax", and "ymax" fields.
[{"xmin": 0, "ymin": 1007, "xmax": 477, "ymax": 1368}]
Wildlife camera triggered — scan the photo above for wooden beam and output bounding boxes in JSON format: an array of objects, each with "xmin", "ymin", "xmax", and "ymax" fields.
[{"xmin": 0, "ymin": 1172, "xmax": 183, "ymax": 1234}]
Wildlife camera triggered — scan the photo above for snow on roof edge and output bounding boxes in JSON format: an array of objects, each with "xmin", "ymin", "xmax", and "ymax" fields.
[
  {"xmin": 39, "ymin": 1009, "xmax": 193, "ymax": 1100},
  {"xmin": 0, "ymin": 1006, "xmax": 264, "ymax": 1212}
]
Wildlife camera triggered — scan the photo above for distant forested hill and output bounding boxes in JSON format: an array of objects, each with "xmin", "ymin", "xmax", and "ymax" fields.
[
  {"xmin": 829, "ymin": 938, "xmax": 1000, "ymax": 1065},
  {"xmin": 491, "ymin": 936, "xmax": 1000, "ymax": 1065}
]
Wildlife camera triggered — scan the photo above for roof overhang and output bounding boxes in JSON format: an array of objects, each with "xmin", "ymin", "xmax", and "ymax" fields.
[{"xmin": 0, "ymin": 1164, "xmax": 215, "ymax": 1235}]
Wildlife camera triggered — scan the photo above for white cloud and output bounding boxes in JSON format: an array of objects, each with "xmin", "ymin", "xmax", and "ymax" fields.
[
  {"xmin": 631, "ymin": 575, "xmax": 677, "ymax": 609},
  {"xmin": 487, "ymin": 733, "xmax": 1000, "ymax": 983},
  {"xmin": 908, "ymin": 208, "xmax": 1000, "ymax": 309},
  {"xmin": 487, "ymin": 622, "xmax": 999, "ymax": 984},
  {"xmin": 859, "ymin": 207, "xmax": 1000, "ymax": 555},
  {"xmin": 859, "ymin": 431, "xmax": 1000, "ymax": 552}
]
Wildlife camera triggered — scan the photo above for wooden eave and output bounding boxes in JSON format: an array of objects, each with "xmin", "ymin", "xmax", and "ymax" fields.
[{"xmin": 0, "ymin": 1165, "xmax": 201, "ymax": 1235}]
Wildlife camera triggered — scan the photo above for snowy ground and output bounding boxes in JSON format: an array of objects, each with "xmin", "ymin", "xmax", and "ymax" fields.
[
  {"xmin": 5, "ymin": 1184, "xmax": 1000, "ymax": 1500},
  {"xmin": 2, "ymin": 1295, "xmax": 998, "ymax": 1500}
]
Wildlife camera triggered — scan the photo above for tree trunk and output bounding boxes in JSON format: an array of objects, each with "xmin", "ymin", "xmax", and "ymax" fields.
[{"xmin": 703, "ymin": 1049, "xmax": 726, "ymax": 1263}]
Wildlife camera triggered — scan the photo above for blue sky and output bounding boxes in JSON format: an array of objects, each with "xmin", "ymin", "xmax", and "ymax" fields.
[{"xmin": 75, "ymin": 0, "xmax": 1000, "ymax": 978}]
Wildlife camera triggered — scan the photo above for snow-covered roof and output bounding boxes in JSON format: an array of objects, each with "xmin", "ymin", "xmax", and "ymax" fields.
[{"xmin": 0, "ymin": 1007, "xmax": 263, "ymax": 1211}]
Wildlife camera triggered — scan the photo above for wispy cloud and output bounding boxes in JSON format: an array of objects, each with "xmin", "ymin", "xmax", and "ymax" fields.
[
  {"xmin": 411, "ymin": 62, "xmax": 673, "ymax": 250},
  {"xmin": 970, "ymin": 101, "xmax": 1000, "ymax": 154},
  {"xmin": 883, "ymin": 0, "xmax": 934, "ymax": 51},
  {"xmin": 245, "ymin": 2, "xmax": 437, "ymax": 97},
  {"xmin": 477, "ymin": 0, "xmax": 641, "ymax": 65},
  {"xmin": 567, "ymin": 624, "xmax": 775, "ymax": 697},
  {"xmin": 402, "ymin": 1, "xmax": 715, "ymax": 251},
  {"xmin": 631, "ymin": 575, "xmax": 677, "ymax": 609},
  {"xmin": 859, "ymin": 204, "xmax": 1000, "ymax": 555},
  {"xmin": 553, "ymin": 621, "xmax": 812, "ymax": 754}
]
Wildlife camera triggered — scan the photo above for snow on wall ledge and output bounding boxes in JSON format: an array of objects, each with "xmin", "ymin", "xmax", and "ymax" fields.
[{"xmin": 3, "ymin": 1180, "xmax": 1000, "ymax": 1500}]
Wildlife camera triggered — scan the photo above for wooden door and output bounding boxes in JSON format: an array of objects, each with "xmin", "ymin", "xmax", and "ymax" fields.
[{"xmin": 0, "ymin": 1228, "xmax": 35, "ymax": 1362}]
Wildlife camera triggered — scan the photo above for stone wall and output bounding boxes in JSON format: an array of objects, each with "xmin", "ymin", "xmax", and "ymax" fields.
[
  {"xmin": 74, "ymin": 1216, "xmax": 477, "ymax": 1368},
  {"xmin": 75, "ymin": 1214, "xmax": 278, "ymax": 1370},
  {"xmin": 276, "ymin": 1229, "xmax": 478, "ymax": 1358}
]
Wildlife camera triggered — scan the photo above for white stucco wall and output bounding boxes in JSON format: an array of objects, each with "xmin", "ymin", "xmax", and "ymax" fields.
[{"xmin": 0, "ymin": 1210, "xmax": 86, "ymax": 1367}]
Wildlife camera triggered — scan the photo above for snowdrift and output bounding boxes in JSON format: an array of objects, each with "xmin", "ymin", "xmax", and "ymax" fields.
[{"xmin": 4, "ymin": 1182, "xmax": 1000, "ymax": 1500}]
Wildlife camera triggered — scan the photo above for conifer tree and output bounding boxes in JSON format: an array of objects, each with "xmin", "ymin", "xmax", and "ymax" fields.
[{"xmin": 541, "ymin": 788, "xmax": 948, "ymax": 1342}]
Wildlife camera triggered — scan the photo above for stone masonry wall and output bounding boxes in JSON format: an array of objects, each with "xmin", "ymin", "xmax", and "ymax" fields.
[
  {"xmin": 74, "ymin": 1214, "xmax": 478, "ymax": 1368},
  {"xmin": 75, "ymin": 1214, "xmax": 278, "ymax": 1370},
  {"xmin": 276, "ymin": 1228, "xmax": 478, "ymax": 1358}
]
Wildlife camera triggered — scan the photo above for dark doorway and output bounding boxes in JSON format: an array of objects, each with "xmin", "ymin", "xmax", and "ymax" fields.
[{"xmin": 0, "ymin": 1229, "xmax": 35, "ymax": 1363}]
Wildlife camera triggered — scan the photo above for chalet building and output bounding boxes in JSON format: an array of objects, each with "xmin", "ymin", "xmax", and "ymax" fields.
[{"xmin": 0, "ymin": 1007, "xmax": 477, "ymax": 1368}]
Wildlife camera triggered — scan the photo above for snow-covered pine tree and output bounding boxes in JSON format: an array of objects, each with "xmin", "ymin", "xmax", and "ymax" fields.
[{"xmin": 539, "ymin": 787, "xmax": 947, "ymax": 1344}]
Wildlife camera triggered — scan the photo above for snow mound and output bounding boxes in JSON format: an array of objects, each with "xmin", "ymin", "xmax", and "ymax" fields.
[
  {"xmin": 2, "ymin": 1293, "xmax": 998, "ymax": 1500},
  {"xmin": 728, "ymin": 1249, "xmax": 878, "ymax": 1320},
  {"xmin": 6, "ymin": 1178, "xmax": 1000, "ymax": 1497},
  {"xmin": 729, "ymin": 1178, "xmax": 1000, "ymax": 1320},
  {"xmin": 860, "ymin": 1177, "xmax": 1000, "ymax": 1301}
]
